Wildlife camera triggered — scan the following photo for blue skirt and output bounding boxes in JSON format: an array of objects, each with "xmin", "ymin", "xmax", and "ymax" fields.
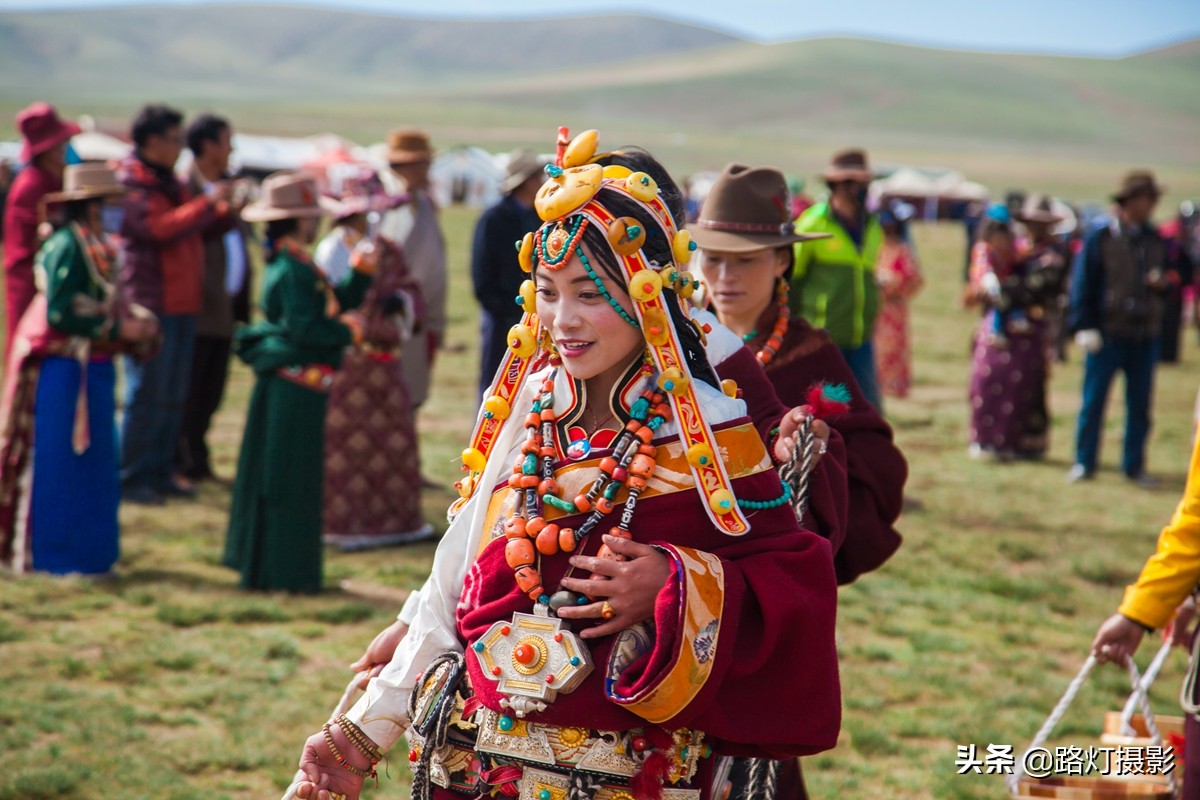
[{"xmin": 31, "ymin": 356, "xmax": 120, "ymax": 574}]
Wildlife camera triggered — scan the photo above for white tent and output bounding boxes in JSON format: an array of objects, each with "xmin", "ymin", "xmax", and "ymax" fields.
[{"xmin": 70, "ymin": 130, "xmax": 132, "ymax": 163}]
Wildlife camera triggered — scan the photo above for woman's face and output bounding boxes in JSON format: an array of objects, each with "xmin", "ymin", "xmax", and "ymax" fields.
[
  {"xmin": 535, "ymin": 248, "xmax": 644, "ymax": 383},
  {"xmin": 699, "ymin": 247, "xmax": 787, "ymax": 323},
  {"xmin": 988, "ymin": 229, "xmax": 1015, "ymax": 258},
  {"xmin": 296, "ymin": 216, "xmax": 320, "ymax": 245}
]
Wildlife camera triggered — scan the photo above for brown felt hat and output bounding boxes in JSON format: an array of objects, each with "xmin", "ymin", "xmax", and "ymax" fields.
[
  {"xmin": 42, "ymin": 163, "xmax": 124, "ymax": 203},
  {"xmin": 386, "ymin": 128, "xmax": 435, "ymax": 165},
  {"xmin": 1111, "ymin": 170, "xmax": 1165, "ymax": 203},
  {"xmin": 690, "ymin": 163, "xmax": 830, "ymax": 253},
  {"xmin": 241, "ymin": 171, "xmax": 330, "ymax": 222},
  {"xmin": 822, "ymin": 148, "xmax": 873, "ymax": 184},
  {"xmin": 501, "ymin": 148, "xmax": 545, "ymax": 194},
  {"xmin": 1014, "ymin": 193, "xmax": 1064, "ymax": 225}
]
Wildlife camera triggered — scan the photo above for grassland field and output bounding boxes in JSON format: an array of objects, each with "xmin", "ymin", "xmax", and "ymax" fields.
[{"xmin": 0, "ymin": 149, "xmax": 1199, "ymax": 799}]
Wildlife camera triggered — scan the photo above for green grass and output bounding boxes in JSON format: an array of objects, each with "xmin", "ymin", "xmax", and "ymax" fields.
[{"xmin": 1, "ymin": 198, "xmax": 1199, "ymax": 798}]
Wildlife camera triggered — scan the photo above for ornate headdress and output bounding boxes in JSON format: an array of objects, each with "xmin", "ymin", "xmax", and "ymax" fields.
[{"xmin": 458, "ymin": 128, "xmax": 752, "ymax": 536}]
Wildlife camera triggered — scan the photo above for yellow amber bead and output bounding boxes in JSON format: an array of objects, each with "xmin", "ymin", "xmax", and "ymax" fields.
[
  {"xmin": 518, "ymin": 233, "xmax": 534, "ymax": 274},
  {"xmin": 462, "ymin": 447, "xmax": 487, "ymax": 474},
  {"xmin": 709, "ymin": 488, "xmax": 736, "ymax": 515},
  {"xmin": 602, "ymin": 165, "xmax": 632, "ymax": 181},
  {"xmin": 518, "ymin": 279, "xmax": 536, "ymax": 310},
  {"xmin": 628, "ymin": 270, "xmax": 663, "ymax": 303},
  {"xmin": 625, "ymin": 171, "xmax": 659, "ymax": 202},
  {"xmin": 721, "ymin": 379, "xmax": 739, "ymax": 398},
  {"xmin": 507, "ymin": 324, "xmax": 537, "ymax": 358},
  {"xmin": 641, "ymin": 307, "xmax": 670, "ymax": 346},
  {"xmin": 657, "ymin": 367, "xmax": 688, "ymax": 395},
  {"xmin": 686, "ymin": 443, "xmax": 715, "ymax": 469},
  {"xmin": 562, "ymin": 129, "xmax": 599, "ymax": 169},
  {"xmin": 484, "ymin": 395, "xmax": 511, "ymax": 420},
  {"xmin": 672, "ymin": 230, "xmax": 694, "ymax": 266}
]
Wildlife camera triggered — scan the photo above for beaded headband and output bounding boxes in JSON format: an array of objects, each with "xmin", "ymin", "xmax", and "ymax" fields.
[{"xmin": 459, "ymin": 128, "xmax": 750, "ymax": 535}]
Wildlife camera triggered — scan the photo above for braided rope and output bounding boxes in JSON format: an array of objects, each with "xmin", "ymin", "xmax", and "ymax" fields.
[
  {"xmin": 1008, "ymin": 655, "xmax": 1176, "ymax": 797},
  {"xmin": 566, "ymin": 771, "xmax": 605, "ymax": 800},
  {"xmin": 1007, "ymin": 656, "xmax": 1097, "ymax": 795},
  {"xmin": 740, "ymin": 757, "xmax": 780, "ymax": 800},
  {"xmin": 1119, "ymin": 640, "xmax": 1173, "ymax": 735},
  {"xmin": 778, "ymin": 418, "xmax": 816, "ymax": 523}
]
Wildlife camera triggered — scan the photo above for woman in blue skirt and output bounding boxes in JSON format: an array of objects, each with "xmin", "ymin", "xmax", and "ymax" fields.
[{"xmin": 0, "ymin": 163, "xmax": 159, "ymax": 574}]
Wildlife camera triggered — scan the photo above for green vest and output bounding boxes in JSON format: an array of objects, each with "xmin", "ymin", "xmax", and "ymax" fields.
[{"xmin": 789, "ymin": 201, "xmax": 883, "ymax": 348}]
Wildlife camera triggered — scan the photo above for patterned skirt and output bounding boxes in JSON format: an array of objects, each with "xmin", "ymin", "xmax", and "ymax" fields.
[{"xmin": 322, "ymin": 348, "xmax": 429, "ymax": 549}]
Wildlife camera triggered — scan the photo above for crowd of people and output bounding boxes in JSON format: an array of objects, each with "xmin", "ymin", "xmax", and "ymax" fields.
[{"xmin": 0, "ymin": 100, "xmax": 1197, "ymax": 799}]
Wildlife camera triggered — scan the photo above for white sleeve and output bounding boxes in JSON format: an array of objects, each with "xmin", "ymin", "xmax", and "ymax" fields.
[
  {"xmin": 396, "ymin": 588, "xmax": 422, "ymax": 624},
  {"xmin": 342, "ymin": 493, "xmax": 479, "ymax": 751}
]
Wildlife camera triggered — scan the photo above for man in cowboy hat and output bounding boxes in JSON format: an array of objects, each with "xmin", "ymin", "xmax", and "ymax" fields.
[
  {"xmin": 1067, "ymin": 169, "xmax": 1169, "ymax": 487},
  {"xmin": 790, "ymin": 147, "xmax": 885, "ymax": 411},
  {"xmin": 378, "ymin": 128, "xmax": 446, "ymax": 416},
  {"xmin": 117, "ymin": 104, "xmax": 235, "ymax": 505},
  {"xmin": 470, "ymin": 147, "xmax": 544, "ymax": 396},
  {"xmin": 3, "ymin": 102, "xmax": 80, "ymax": 354}
]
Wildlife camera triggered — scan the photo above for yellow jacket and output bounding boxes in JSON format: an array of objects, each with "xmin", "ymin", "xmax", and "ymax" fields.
[{"xmin": 1119, "ymin": 428, "xmax": 1200, "ymax": 629}]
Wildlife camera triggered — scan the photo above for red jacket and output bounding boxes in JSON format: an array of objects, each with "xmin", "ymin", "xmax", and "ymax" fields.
[
  {"xmin": 3, "ymin": 164, "xmax": 61, "ymax": 346},
  {"xmin": 117, "ymin": 155, "xmax": 222, "ymax": 315}
]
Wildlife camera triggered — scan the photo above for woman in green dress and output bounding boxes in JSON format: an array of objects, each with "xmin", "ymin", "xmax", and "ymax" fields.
[{"xmin": 223, "ymin": 172, "xmax": 372, "ymax": 592}]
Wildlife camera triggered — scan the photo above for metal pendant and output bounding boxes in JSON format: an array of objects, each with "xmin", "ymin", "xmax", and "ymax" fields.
[{"xmin": 471, "ymin": 604, "xmax": 593, "ymax": 718}]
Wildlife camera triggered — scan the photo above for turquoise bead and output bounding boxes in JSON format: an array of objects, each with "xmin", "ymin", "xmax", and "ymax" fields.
[
  {"xmin": 498, "ymin": 715, "xmax": 515, "ymax": 731},
  {"xmin": 569, "ymin": 656, "xmax": 581, "ymax": 666},
  {"xmin": 539, "ymin": 791, "xmax": 552, "ymax": 800},
  {"xmin": 473, "ymin": 641, "xmax": 484, "ymax": 652}
]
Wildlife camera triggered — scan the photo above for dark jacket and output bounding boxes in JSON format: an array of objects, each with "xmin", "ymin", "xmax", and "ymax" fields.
[
  {"xmin": 118, "ymin": 154, "xmax": 220, "ymax": 316},
  {"xmin": 470, "ymin": 193, "xmax": 540, "ymax": 327},
  {"xmin": 187, "ymin": 167, "xmax": 251, "ymax": 338},
  {"xmin": 1069, "ymin": 219, "xmax": 1167, "ymax": 341}
]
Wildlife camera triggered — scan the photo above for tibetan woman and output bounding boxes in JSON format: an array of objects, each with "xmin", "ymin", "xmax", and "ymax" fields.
[
  {"xmin": 294, "ymin": 130, "xmax": 841, "ymax": 800},
  {"xmin": 223, "ymin": 172, "xmax": 372, "ymax": 593}
]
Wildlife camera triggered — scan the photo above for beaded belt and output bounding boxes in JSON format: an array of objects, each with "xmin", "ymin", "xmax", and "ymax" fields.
[
  {"xmin": 408, "ymin": 705, "xmax": 707, "ymax": 798},
  {"xmin": 276, "ymin": 364, "xmax": 335, "ymax": 393}
]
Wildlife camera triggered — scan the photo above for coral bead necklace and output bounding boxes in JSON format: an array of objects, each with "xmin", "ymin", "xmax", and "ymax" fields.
[
  {"xmin": 752, "ymin": 280, "xmax": 790, "ymax": 367},
  {"xmin": 503, "ymin": 366, "xmax": 672, "ymax": 610}
]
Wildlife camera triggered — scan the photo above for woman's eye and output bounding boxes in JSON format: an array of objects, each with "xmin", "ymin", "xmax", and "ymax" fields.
[
  {"xmin": 579, "ymin": 291, "xmax": 602, "ymax": 301},
  {"xmin": 535, "ymin": 288, "xmax": 555, "ymax": 297}
]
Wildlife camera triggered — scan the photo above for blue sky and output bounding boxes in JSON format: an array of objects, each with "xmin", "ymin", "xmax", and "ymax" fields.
[{"xmin": 2, "ymin": 0, "xmax": 1197, "ymax": 55}]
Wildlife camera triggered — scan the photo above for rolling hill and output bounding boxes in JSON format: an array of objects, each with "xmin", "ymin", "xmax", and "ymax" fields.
[{"xmin": 1, "ymin": 4, "xmax": 1197, "ymax": 198}]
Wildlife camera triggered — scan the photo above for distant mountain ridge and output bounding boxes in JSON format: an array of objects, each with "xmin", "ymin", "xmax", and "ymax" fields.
[
  {"xmin": 1, "ymin": 4, "xmax": 1197, "ymax": 166},
  {"xmin": 0, "ymin": 5, "xmax": 739, "ymax": 99}
]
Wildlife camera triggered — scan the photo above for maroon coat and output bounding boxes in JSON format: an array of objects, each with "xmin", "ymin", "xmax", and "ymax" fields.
[
  {"xmin": 457, "ymin": 423, "xmax": 841, "ymax": 762},
  {"xmin": 753, "ymin": 309, "xmax": 906, "ymax": 584},
  {"xmin": 3, "ymin": 164, "xmax": 60, "ymax": 352}
]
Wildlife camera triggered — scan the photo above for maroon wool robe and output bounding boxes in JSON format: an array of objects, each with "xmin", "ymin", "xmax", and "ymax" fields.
[{"xmin": 456, "ymin": 419, "xmax": 842, "ymax": 774}]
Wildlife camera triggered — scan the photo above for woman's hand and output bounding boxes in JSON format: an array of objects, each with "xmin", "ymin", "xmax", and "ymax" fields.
[
  {"xmin": 1092, "ymin": 613, "xmax": 1147, "ymax": 665},
  {"xmin": 117, "ymin": 316, "xmax": 157, "ymax": 343},
  {"xmin": 773, "ymin": 406, "xmax": 830, "ymax": 466},
  {"xmin": 557, "ymin": 534, "xmax": 672, "ymax": 639},
  {"xmin": 349, "ymin": 620, "xmax": 409, "ymax": 690},
  {"xmin": 340, "ymin": 314, "xmax": 364, "ymax": 346},
  {"xmin": 295, "ymin": 726, "xmax": 366, "ymax": 800}
]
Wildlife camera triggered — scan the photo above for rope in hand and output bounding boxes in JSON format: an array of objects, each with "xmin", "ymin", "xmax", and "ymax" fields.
[
  {"xmin": 280, "ymin": 673, "xmax": 369, "ymax": 800},
  {"xmin": 1007, "ymin": 654, "xmax": 1176, "ymax": 797},
  {"xmin": 778, "ymin": 416, "xmax": 818, "ymax": 525},
  {"xmin": 738, "ymin": 411, "xmax": 825, "ymax": 798}
]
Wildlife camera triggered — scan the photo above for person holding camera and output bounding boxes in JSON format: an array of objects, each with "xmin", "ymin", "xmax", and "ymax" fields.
[{"xmin": 1067, "ymin": 170, "xmax": 1169, "ymax": 487}]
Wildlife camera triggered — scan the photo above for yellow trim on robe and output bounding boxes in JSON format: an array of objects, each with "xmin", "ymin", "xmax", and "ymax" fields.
[
  {"xmin": 612, "ymin": 546, "xmax": 724, "ymax": 724},
  {"xmin": 1119, "ymin": 426, "xmax": 1200, "ymax": 630},
  {"xmin": 477, "ymin": 422, "xmax": 772, "ymax": 555}
]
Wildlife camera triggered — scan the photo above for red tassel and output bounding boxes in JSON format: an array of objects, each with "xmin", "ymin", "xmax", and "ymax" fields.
[
  {"xmin": 629, "ymin": 750, "xmax": 671, "ymax": 800},
  {"xmin": 805, "ymin": 381, "xmax": 851, "ymax": 419}
]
